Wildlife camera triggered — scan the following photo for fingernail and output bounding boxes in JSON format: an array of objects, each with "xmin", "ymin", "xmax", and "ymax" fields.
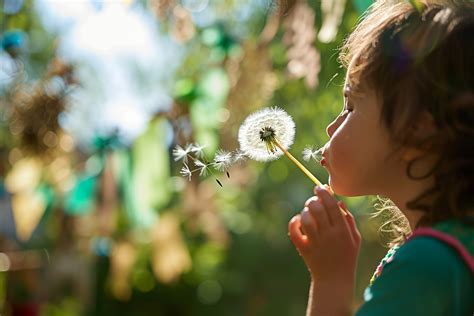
[{"xmin": 300, "ymin": 207, "xmax": 310, "ymax": 223}]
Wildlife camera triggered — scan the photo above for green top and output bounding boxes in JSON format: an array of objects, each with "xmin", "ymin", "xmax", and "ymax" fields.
[{"xmin": 356, "ymin": 219, "xmax": 474, "ymax": 316}]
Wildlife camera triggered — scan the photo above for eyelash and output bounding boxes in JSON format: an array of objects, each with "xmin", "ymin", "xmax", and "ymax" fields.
[{"xmin": 343, "ymin": 98, "xmax": 353, "ymax": 113}]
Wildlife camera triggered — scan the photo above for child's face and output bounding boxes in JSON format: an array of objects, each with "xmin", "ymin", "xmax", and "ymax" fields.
[{"xmin": 321, "ymin": 78, "xmax": 404, "ymax": 196}]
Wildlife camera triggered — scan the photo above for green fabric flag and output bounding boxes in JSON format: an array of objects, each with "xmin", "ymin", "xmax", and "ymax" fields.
[
  {"xmin": 64, "ymin": 175, "xmax": 97, "ymax": 216},
  {"xmin": 122, "ymin": 117, "xmax": 172, "ymax": 228}
]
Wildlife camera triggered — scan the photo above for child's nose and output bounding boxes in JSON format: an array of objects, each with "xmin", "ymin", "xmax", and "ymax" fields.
[{"xmin": 326, "ymin": 118, "xmax": 338, "ymax": 138}]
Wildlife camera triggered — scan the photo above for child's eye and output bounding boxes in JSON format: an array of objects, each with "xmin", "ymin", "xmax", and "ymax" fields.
[
  {"xmin": 341, "ymin": 109, "xmax": 352, "ymax": 117},
  {"xmin": 343, "ymin": 95, "xmax": 353, "ymax": 113},
  {"xmin": 339, "ymin": 108, "xmax": 352, "ymax": 118}
]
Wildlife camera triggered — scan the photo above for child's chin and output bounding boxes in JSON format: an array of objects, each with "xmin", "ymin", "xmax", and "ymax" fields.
[{"xmin": 329, "ymin": 179, "xmax": 362, "ymax": 197}]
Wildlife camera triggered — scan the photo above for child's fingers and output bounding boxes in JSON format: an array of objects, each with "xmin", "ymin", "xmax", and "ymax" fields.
[
  {"xmin": 315, "ymin": 186, "xmax": 345, "ymax": 226},
  {"xmin": 300, "ymin": 207, "xmax": 318, "ymax": 239},
  {"xmin": 338, "ymin": 201, "xmax": 361, "ymax": 244},
  {"xmin": 288, "ymin": 215, "xmax": 309, "ymax": 252},
  {"xmin": 305, "ymin": 196, "xmax": 331, "ymax": 228}
]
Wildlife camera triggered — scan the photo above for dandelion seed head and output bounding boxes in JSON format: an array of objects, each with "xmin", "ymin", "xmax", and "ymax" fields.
[
  {"xmin": 213, "ymin": 149, "xmax": 233, "ymax": 172},
  {"xmin": 259, "ymin": 126, "xmax": 276, "ymax": 142},
  {"xmin": 238, "ymin": 107, "xmax": 295, "ymax": 162}
]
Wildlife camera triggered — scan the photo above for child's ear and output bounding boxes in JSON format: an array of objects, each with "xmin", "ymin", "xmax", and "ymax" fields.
[
  {"xmin": 401, "ymin": 111, "xmax": 437, "ymax": 162},
  {"xmin": 411, "ymin": 111, "xmax": 437, "ymax": 139},
  {"xmin": 401, "ymin": 147, "xmax": 424, "ymax": 162}
]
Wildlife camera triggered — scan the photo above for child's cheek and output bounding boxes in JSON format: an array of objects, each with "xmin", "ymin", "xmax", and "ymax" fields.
[
  {"xmin": 328, "ymin": 129, "xmax": 352, "ymax": 168},
  {"xmin": 326, "ymin": 132, "xmax": 355, "ymax": 194}
]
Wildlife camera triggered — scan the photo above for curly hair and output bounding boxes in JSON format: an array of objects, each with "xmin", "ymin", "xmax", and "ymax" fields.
[{"xmin": 339, "ymin": 0, "xmax": 474, "ymax": 240}]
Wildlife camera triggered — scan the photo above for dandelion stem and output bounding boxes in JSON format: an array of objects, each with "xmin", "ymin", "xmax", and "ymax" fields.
[{"xmin": 272, "ymin": 138, "xmax": 324, "ymax": 187}]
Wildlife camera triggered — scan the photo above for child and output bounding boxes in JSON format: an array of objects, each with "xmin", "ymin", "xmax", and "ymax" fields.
[{"xmin": 288, "ymin": 1, "xmax": 474, "ymax": 315}]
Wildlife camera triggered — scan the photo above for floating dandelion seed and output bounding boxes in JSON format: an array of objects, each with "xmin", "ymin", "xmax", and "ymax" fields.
[
  {"xmin": 238, "ymin": 107, "xmax": 323, "ymax": 186},
  {"xmin": 213, "ymin": 149, "xmax": 233, "ymax": 172},
  {"xmin": 174, "ymin": 142, "xmax": 231, "ymax": 187},
  {"xmin": 303, "ymin": 146, "xmax": 323, "ymax": 162},
  {"xmin": 190, "ymin": 143, "xmax": 206, "ymax": 157},
  {"xmin": 173, "ymin": 144, "xmax": 191, "ymax": 162},
  {"xmin": 194, "ymin": 159, "xmax": 210, "ymax": 176},
  {"xmin": 232, "ymin": 150, "xmax": 248, "ymax": 164},
  {"xmin": 180, "ymin": 163, "xmax": 192, "ymax": 181}
]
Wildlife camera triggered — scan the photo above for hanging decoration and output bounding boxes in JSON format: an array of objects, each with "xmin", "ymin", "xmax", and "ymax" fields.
[
  {"xmin": 283, "ymin": 0, "xmax": 321, "ymax": 89},
  {"xmin": 108, "ymin": 240, "xmax": 137, "ymax": 301},
  {"xmin": 171, "ymin": 5, "xmax": 196, "ymax": 43},
  {"xmin": 7, "ymin": 58, "xmax": 74, "ymax": 157},
  {"xmin": 4, "ymin": 157, "xmax": 46, "ymax": 241},
  {"xmin": 318, "ymin": 0, "xmax": 347, "ymax": 43},
  {"xmin": 149, "ymin": 0, "xmax": 176, "ymax": 20},
  {"xmin": 151, "ymin": 213, "xmax": 192, "ymax": 284}
]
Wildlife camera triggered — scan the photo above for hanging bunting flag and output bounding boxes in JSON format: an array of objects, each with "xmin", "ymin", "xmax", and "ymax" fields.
[
  {"xmin": 108, "ymin": 240, "xmax": 136, "ymax": 301},
  {"xmin": 353, "ymin": 0, "xmax": 372, "ymax": 15},
  {"xmin": 123, "ymin": 117, "xmax": 172, "ymax": 228},
  {"xmin": 283, "ymin": 1, "xmax": 321, "ymax": 89},
  {"xmin": 11, "ymin": 190, "xmax": 47, "ymax": 241},
  {"xmin": 151, "ymin": 213, "xmax": 192, "ymax": 283},
  {"xmin": 318, "ymin": 0, "xmax": 347, "ymax": 43},
  {"xmin": 64, "ymin": 174, "xmax": 98, "ymax": 216}
]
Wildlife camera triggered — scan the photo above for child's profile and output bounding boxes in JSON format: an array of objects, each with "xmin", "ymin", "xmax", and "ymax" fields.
[{"xmin": 288, "ymin": 1, "xmax": 474, "ymax": 315}]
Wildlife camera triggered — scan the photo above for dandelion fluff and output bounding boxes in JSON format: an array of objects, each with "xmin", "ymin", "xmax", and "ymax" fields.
[
  {"xmin": 232, "ymin": 150, "xmax": 248, "ymax": 164},
  {"xmin": 173, "ymin": 144, "xmax": 190, "ymax": 162},
  {"xmin": 302, "ymin": 146, "xmax": 323, "ymax": 162},
  {"xmin": 180, "ymin": 163, "xmax": 192, "ymax": 181},
  {"xmin": 190, "ymin": 143, "xmax": 206, "ymax": 157},
  {"xmin": 213, "ymin": 149, "xmax": 233, "ymax": 172},
  {"xmin": 238, "ymin": 107, "xmax": 295, "ymax": 162},
  {"xmin": 194, "ymin": 159, "xmax": 209, "ymax": 176}
]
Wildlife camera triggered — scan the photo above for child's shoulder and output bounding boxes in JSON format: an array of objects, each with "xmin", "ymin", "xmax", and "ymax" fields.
[
  {"xmin": 406, "ymin": 217, "xmax": 474, "ymax": 273},
  {"xmin": 431, "ymin": 217, "xmax": 474, "ymax": 256},
  {"xmin": 369, "ymin": 218, "xmax": 473, "ymax": 285},
  {"xmin": 358, "ymin": 219, "xmax": 474, "ymax": 315}
]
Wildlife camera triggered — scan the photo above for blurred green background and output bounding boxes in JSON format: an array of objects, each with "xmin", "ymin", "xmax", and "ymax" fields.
[{"xmin": 0, "ymin": 0, "xmax": 389, "ymax": 315}]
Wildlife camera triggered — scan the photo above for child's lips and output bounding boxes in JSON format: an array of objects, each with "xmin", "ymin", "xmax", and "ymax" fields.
[
  {"xmin": 319, "ymin": 145, "xmax": 329, "ymax": 167},
  {"xmin": 320, "ymin": 156, "xmax": 327, "ymax": 167}
]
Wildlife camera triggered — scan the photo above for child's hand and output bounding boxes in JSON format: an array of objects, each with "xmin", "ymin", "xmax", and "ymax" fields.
[{"xmin": 288, "ymin": 186, "xmax": 361, "ymax": 284}]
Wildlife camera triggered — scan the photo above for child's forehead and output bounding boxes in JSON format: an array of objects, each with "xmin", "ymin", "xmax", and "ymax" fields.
[
  {"xmin": 344, "ymin": 59, "xmax": 363, "ymax": 89},
  {"xmin": 343, "ymin": 72, "xmax": 365, "ymax": 96}
]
